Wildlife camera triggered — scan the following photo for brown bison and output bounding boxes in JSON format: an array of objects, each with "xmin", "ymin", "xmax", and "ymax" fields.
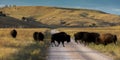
[
  {"xmin": 51, "ymin": 32, "xmax": 71, "ymax": 47},
  {"xmin": 10, "ymin": 29, "xmax": 17, "ymax": 38},
  {"xmin": 96, "ymin": 33, "xmax": 117, "ymax": 45},
  {"xmin": 33, "ymin": 32, "xmax": 44, "ymax": 41}
]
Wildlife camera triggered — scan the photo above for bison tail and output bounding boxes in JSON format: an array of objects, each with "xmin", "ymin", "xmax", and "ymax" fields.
[{"xmin": 114, "ymin": 35, "xmax": 117, "ymax": 45}]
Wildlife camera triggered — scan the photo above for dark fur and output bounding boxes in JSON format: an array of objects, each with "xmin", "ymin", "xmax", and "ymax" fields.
[
  {"xmin": 74, "ymin": 32, "xmax": 99, "ymax": 45},
  {"xmin": 10, "ymin": 29, "xmax": 17, "ymax": 38},
  {"xmin": 51, "ymin": 32, "xmax": 71, "ymax": 47},
  {"xmin": 74, "ymin": 32, "xmax": 89, "ymax": 43},
  {"xmin": 38, "ymin": 32, "xmax": 44, "ymax": 41},
  {"xmin": 33, "ymin": 32, "xmax": 39, "ymax": 41},
  {"xmin": 33, "ymin": 32, "xmax": 44, "ymax": 41}
]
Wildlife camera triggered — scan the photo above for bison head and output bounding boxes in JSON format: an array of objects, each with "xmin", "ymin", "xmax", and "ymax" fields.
[{"xmin": 66, "ymin": 35, "xmax": 71, "ymax": 43}]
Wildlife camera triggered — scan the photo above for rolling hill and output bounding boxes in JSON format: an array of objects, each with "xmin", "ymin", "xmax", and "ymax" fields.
[{"xmin": 0, "ymin": 6, "xmax": 120, "ymax": 28}]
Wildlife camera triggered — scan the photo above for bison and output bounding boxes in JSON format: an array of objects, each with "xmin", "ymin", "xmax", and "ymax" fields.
[
  {"xmin": 33, "ymin": 32, "xmax": 39, "ymax": 41},
  {"xmin": 74, "ymin": 32, "xmax": 89, "ymax": 44},
  {"xmin": 74, "ymin": 32, "xmax": 100, "ymax": 45},
  {"xmin": 33, "ymin": 32, "xmax": 44, "ymax": 41},
  {"xmin": 38, "ymin": 32, "xmax": 44, "ymax": 41},
  {"xmin": 10, "ymin": 29, "xmax": 17, "ymax": 38},
  {"xmin": 51, "ymin": 32, "xmax": 71, "ymax": 47},
  {"xmin": 96, "ymin": 33, "xmax": 117, "ymax": 46},
  {"xmin": 85, "ymin": 32, "xmax": 100, "ymax": 45}
]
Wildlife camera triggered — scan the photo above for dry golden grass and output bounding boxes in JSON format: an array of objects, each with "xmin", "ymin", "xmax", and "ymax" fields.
[
  {"xmin": 58, "ymin": 26, "xmax": 120, "ymax": 60},
  {"xmin": 1, "ymin": 6, "xmax": 120, "ymax": 26},
  {"xmin": 0, "ymin": 27, "xmax": 119, "ymax": 60},
  {"xmin": 0, "ymin": 28, "xmax": 50, "ymax": 60},
  {"xmin": 58, "ymin": 27, "xmax": 120, "ymax": 38}
]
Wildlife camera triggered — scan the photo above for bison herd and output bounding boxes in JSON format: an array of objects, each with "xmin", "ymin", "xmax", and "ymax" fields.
[
  {"xmin": 10, "ymin": 29, "xmax": 118, "ymax": 47},
  {"xmin": 33, "ymin": 32, "xmax": 44, "ymax": 41},
  {"xmin": 74, "ymin": 32, "xmax": 117, "ymax": 46}
]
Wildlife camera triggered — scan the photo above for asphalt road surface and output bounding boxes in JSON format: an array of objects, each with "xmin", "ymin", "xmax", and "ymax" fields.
[{"xmin": 47, "ymin": 39, "xmax": 113, "ymax": 60}]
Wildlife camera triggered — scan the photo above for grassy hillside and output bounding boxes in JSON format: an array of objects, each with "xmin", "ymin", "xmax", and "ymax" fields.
[
  {"xmin": 0, "ymin": 6, "xmax": 120, "ymax": 27},
  {"xmin": 0, "ymin": 15, "xmax": 48, "ymax": 28}
]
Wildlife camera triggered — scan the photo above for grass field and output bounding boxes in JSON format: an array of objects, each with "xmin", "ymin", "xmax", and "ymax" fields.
[
  {"xmin": 0, "ymin": 28, "xmax": 50, "ymax": 60},
  {"xmin": 58, "ymin": 27, "xmax": 120, "ymax": 60},
  {"xmin": 0, "ymin": 27, "xmax": 120, "ymax": 60}
]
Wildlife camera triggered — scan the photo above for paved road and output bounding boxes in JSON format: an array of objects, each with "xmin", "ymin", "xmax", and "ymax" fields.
[{"xmin": 47, "ymin": 39, "xmax": 113, "ymax": 60}]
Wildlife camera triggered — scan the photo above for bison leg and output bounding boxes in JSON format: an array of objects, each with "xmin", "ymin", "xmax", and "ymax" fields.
[
  {"xmin": 51, "ymin": 40, "xmax": 56, "ymax": 47},
  {"xmin": 57, "ymin": 41, "xmax": 60, "ymax": 47},
  {"xmin": 53, "ymin": 41, "xmax": 57, "ymax": 46},
  {"xmin": 62, "ymin": 41, "xmax": 65, "ymax": 47},
  {"xmin": 84, "ymin": 42, "xmax": 89, "ymax": 46},
  {"xmin": 79, "ymin": 40, "xmax": 83, "ymax": 44},
  {"xmin": 95, "ymin": 40, "xmax": 99, "ymax": 45},
  {"xmin": 104, "ymin": 42, "xmax": 107, "ymax": 46},
  {"xmin": 51, "ymin": 43, "xmax": 54, "ymax": 47},
  {"xmin": 75, "ymin": 40, "xmax": 79, "ymax": 44},
  {"xmin": 114, "ymin": 41, "xmax": 117, "ymax": 45}
]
